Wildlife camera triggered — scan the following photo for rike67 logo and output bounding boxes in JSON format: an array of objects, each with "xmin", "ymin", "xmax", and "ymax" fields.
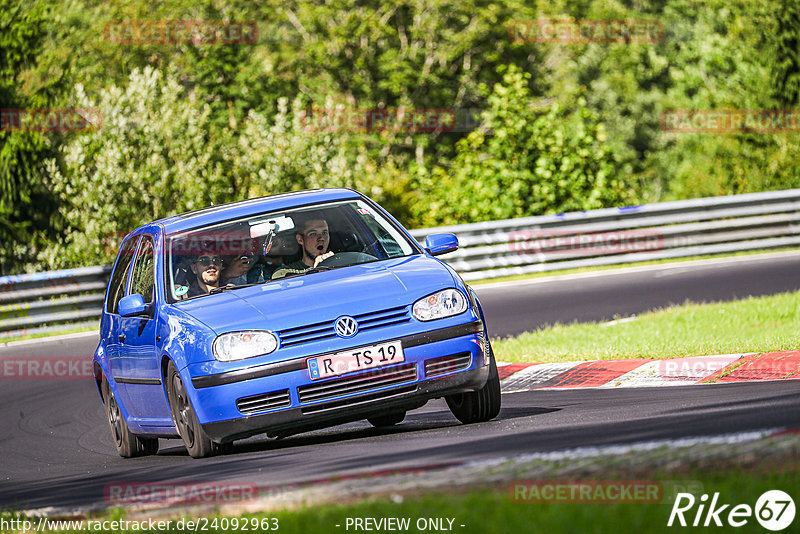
[{"xmin": 668, "ymin": 490, "xmax": 796, "ymax": 531}]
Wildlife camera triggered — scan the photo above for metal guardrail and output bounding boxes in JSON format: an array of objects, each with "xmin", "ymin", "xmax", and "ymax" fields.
[
  {"xmin": 0, "ymin": 266, "xmax": 111, "ymax": 339},
  {"xmin": 3, "ymin": 189, "xmax": 800, "ymax": 339},
  {"xmin": 409, "ymin": 188, "xmax": 800, "ymax": 281}
]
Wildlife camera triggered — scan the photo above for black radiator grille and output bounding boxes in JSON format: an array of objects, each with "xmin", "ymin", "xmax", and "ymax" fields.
[
  {"xmin": 425, "ymin": 352, "xmax": 472, "ymax": 377},
  {"xmin": 236, "ymin": 389, "xmax": 291, "ymax": 414},
  {"xmin": 277, "ymin": 306, "xmax": 410, "ymax": 348}
]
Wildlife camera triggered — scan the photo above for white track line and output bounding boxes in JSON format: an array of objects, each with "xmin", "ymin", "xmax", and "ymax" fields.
[
  {"xmin": 473, "ymin": 250, "xmax": 800, "ymax": 291},
  {"xmin": 468, "ymin": 428, "xmax": 788, "ymax": 466},
  {"xmin": 500, "ymin": 361, "xmax": 585, "ymax": 393},
  {"xmin": 0, "ymin": 330, "xmax": 98, "ymax": 348}
]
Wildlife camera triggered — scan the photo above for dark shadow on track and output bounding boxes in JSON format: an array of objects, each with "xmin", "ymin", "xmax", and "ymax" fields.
[{"xmin": 3, "ymin": 383, "xmax": 799, "ymax": 511}]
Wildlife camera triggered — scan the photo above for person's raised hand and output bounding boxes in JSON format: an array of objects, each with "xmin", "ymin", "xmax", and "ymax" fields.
[{"xmin": 313, "ymin": 251, "xmax": 335, "ymax": 268}]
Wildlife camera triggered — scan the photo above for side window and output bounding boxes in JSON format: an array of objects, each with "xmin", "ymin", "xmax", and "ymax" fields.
[
  {"xmin": 357, "ymin": 210, "xmax": 402, "ymax": 257},
  {"xmin": 107, "ymin": 237, "xmax": 139, "ymax": 314},
  {"xmin": 129, "ymin": 236, "xmax": 155, "ymax": 303}
]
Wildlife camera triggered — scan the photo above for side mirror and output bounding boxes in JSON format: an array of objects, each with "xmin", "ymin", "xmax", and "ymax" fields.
[
  {"xmin": 119, "ymin": 293, "xmax": 149, "ymax": 317},
  {"xmin": 425, "ymin": 233, "xmax": 459, "ymax": 256}
]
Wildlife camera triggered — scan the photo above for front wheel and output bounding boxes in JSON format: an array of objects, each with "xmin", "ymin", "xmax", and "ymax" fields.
[
  {"xmin": 445, "ymin": 344, "xmax": 501, "ymax": 424},
  {"xmin": 102, "ymin": 379, "xmax": 158, "ymax": 458},
  {"xmin": 166, "ymin": 361, "xmax": 226, "ymax": 458}
]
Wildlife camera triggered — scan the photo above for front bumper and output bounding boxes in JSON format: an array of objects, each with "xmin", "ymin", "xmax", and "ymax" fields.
[
  {"xmin": 189, "ymin": 320, "xmax": 489, "ymax": 442},
  {"xmin": 201, "ymin": 364, "xmax": 488, "ymax": 442}
]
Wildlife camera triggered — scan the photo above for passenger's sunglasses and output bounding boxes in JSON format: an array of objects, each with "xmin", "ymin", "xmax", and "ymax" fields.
[
  {"xmin": 237, "ymin": 255, "xmax": 255, "ymax": 265},
  {"xmin": 196, "ymin": 256, "xmax": 221, "ymax": 266}
]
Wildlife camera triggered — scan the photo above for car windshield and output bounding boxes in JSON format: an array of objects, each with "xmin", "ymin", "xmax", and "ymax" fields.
[{"xmin": 165, "ymin": 199, "xmax": 419, "ymax": 302}]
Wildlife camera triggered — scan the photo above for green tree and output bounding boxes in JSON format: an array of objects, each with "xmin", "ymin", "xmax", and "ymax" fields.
[
  {"xmin": 769, "ymin": 0, "xmax": 800, "ymax": 107},
  {"xmin": 419, "ymin": 65, "xmax": 630, "ymax": 225},
  {"xmin": 236, "ymin": 95, "xmax": 419, "ymax": 224},
  {"xmin": 44, "ymin": 67, "xmax": 239, "ymax": 268},
  {"xmin": 0, "ymin": 0, "xmax": 67, "ymax": 274},
  {"xmin": 654, "ymin": 0, "xmax": 800, "ymax": 198}
]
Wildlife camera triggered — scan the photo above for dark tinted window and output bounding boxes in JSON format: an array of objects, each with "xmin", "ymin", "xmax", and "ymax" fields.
[
  {"xmin": 164, "ymin": 199, "xmax": 418, "ymax": 302},
  {"xmin": 129, "ymin": 236, "xmax": 155, "ymax": 303},
  {"xmin": 106, "ymin": 237, "xmax": 139, "ymax": 314}
]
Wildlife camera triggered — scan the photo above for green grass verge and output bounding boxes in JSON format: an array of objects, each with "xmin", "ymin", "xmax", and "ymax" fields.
[
  {"xmin": 0, "ymin": 323, "xmax": 98, "ymax": 345},
  {"xmin": 3, "ymin": 466, "xmax": 796, "ymax": 533},
  {"xmin": 492, "ymin": 291, "xmax": 800, "ymax": 363},
  {"xmin": 468, "ymin": 247, "xmax": 800, "ymax": 285},
  {"xmin": 257, "ymin": 468, "xmax": 797, "ymax": 534}
]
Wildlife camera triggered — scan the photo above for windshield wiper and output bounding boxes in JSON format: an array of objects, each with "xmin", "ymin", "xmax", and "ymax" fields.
[
  {"xmin": 278, "ymin": 265, "xmax": 336, "ymax": 279},
  {"xmin": 209, "ymin": 283, "xmax": 259, "ymax": 294},
  {"xmin": 304, "ymin": 265, "xmax": 335, "ymax": 274}
]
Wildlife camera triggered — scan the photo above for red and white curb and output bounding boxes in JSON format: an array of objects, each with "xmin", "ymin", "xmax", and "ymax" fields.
[{"xmin": 498, "ymin": 350, "xmax": 800, "ymax": 393}]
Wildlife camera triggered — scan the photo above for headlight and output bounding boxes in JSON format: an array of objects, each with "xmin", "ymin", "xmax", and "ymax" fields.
[
  {"xmin": 212, "ymin": 331, "xmax": 278, "ymax": 362},
  {"xmin": 412, "ymin": 289, "xmax": 468, "ymax": 321}
]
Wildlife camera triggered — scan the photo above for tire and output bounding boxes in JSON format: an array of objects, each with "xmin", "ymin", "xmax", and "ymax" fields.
[
  {"xmin": 367, "ymin": 411, "xmax": 406, "ymax": 427},
  {"xmin": 166, "ymin": 361, "xmax": 225, "ymax": 458},
  {"xmin": 445, "ymin": 343, "xmax": 501, "ymax": 424},
  {"xmin": 102, "ymin": 379, "xmax": 159, "ymax": 458}
]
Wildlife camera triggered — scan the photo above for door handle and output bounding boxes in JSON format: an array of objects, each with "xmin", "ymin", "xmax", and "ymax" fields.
[{"xmin": 118, "ymin": 334, "xmax": 126, "ymax": 343}]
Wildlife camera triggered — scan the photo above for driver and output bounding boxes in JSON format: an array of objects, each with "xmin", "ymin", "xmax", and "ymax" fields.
[
  {"xmin": 186, "ymin": 254, "xmax": 222, "ymax": 296},
  {"xmin": 272, "ymin": 217, "xmax": 334, "ymax": 279}
]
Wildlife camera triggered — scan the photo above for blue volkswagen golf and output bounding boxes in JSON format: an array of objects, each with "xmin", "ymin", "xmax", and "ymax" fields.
[{"xmin": 94, "ymin": 188, "xmax": 500, "ymax": 458}]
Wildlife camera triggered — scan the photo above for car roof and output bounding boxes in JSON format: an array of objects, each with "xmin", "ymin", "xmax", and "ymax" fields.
[{"xmin": 150, "ymin": 188, "xmax": 364, "ymax": 235}]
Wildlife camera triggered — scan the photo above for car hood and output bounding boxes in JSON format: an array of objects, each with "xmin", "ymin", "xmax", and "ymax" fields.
[{"xmin": 174, "ymin": 255, "xmax": 457, "ymax": 334}]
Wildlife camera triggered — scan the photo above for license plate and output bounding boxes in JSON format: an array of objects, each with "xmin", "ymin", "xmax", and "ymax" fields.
[{"xmin": 307, "ymin": 340, "xmax": 405, "ymax": 380}]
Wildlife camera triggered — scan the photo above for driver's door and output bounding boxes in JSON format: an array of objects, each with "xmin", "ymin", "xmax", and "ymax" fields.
[{"xmin": 116, "ymin": 234, "xmax": 160, "ymax": 418}]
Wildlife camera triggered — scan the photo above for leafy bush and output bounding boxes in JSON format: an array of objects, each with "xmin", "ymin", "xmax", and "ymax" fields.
[
  {"xmin": 5, "ymin": 0, "xmax": 800, "ymax": 274},
  {"xmin": 43, "ymin": 71, "xmax": 421, "ymax": 268},
  {"xmin": 44, "ymin": 67, "xmax": 238, "ymax": 268},
  {"xmin": 418, "ymin": 65, "xmax": 631, "ymax": 226}
]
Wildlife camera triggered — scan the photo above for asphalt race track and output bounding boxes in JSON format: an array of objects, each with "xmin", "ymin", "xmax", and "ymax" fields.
[
  {"xmin": 2, "ymin": 382, "xmax": 799, "ymax": 511},
  {"xmin": 476, "ymin": 251, "xmax": 800, "ymax": 338},
  {"xmin": 2, "ymin": 253, "xmax": 800, "ymax": 511}
]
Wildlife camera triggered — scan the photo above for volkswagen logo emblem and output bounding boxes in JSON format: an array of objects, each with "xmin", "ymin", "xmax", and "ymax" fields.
[{"xmin": 334, "ymin": 316, "xmax": 359, "ymax": 338}]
